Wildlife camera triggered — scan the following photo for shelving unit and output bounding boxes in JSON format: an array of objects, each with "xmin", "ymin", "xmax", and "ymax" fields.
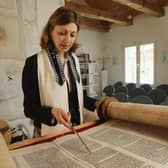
[{"xmin": 80, "ymin": 62, "xmax": 98, "ymax": 97}]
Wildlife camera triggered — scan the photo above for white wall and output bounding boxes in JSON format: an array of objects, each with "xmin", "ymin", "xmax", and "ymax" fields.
[
  {"xmin": 0, "ymin": 0, "xmax": 23, "ymax": 59},
  {"xmin": 103, "ymin": 7, "xmax": 168, "ymax": 87},
  {"xmin": 0, "ymin": 0, "xmax": 65, "ymax": 59},
  {"xmin": 77, "ymin": 29, "xmax": 104, "ymax": 94},
  {"xmin": 37, "ymin": 0, "xmax": 64, "ymax": 36},
  {"xmin": 77, "ymin": 29, "xmax": 104, "ymax": 62},
  {"xmin": 0, "ymin": 15, "xmax": 22, "ymax": 59}
]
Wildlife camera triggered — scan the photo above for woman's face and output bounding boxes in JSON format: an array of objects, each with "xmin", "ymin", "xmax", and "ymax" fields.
[{"xmin": 51, "ymin": 23, "xmax": 78, "ymax": 55}]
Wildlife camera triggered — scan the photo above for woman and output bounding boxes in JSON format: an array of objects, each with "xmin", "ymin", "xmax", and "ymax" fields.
[{"xmin": 22, "ymin": 7, "xmax": 96, "ymax": 136}]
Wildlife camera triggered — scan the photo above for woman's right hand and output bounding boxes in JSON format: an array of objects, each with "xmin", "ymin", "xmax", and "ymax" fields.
[{"xmin": 51, "ymin": 108, "xmax": 71, "ymax": 129}]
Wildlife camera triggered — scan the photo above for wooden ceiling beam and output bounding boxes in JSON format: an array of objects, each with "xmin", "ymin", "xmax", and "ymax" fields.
[
  {"xmin": 112, "ymin": 0, "xmax": 164, "ymax": 17},
  {"xmin": 65, "ymin": 1, "xmax": 132, "ymax": 25},
  {"xmin": 79, "ymin": 17, "xmax": 111, "ymax": 32}
]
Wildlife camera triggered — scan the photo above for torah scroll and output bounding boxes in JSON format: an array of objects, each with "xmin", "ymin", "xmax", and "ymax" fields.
[
  {"xmin": 97, "ymin": 97, "xmax": 168, "ymax": 128},
  {"xmin": 0, "ymin": 133, "xmax": 16, "ymax": 168}
]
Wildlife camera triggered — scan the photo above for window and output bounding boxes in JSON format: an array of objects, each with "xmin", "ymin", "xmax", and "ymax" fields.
[
  {"xmin": 125, "ymin": 43, "xmax": 154, "ymax": 85},
  {"xmin": 125, "ymin": 46, "xmax": 136, "ymax": 83}
]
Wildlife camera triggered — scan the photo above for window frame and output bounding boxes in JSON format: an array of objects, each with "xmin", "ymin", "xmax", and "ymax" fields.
[{"xmin": 124, "ymin": 42, "xmax": 155, "ymax": 85}]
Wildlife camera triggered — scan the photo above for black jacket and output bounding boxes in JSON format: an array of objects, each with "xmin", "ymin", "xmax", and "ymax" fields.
[{"xmin": 22, "ymin": 54, "xmax": 96, "ymax": 127}]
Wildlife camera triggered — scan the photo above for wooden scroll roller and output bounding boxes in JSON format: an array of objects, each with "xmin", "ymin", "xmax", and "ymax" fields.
[
  {"xmin": 0, "ymin": 120, "xmax": 11, "ymax": 145},
  {"xmin": 97, "ymin": 96, "xmax": 168, "ymax": 129}
]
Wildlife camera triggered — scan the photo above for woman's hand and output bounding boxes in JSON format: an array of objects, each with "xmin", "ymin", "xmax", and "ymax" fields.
[{"xmin": 51, "ymin": 108, "xmax": 71, "ymax": 129}]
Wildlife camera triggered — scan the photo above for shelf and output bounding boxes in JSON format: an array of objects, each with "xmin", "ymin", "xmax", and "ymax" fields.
[
  {"xmin": 79, "ymin": 62, "xmax": 97, "ymax": 65},
  {"xmin": 81, "ymin": 73, "xmax": 98, "ymax": 78},
  {"xmin": 83, "ymin": 83, "xmax": 97, "ymax": 88},
  {"xmin": 79, "ymin": 61, "xmax": 98, "ymax": 97}
]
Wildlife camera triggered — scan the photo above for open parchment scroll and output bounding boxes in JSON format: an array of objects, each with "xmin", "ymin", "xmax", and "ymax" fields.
[
  {"xmin": 9, "ymin": 97, "xmax": 168, "ymax": 168},
  {"xmin": 10, "ymin": 120, "xmax": 168, "ymax": 168}
]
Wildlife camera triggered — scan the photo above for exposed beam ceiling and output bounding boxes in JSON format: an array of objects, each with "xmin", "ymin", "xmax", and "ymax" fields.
[
  {"xmin": 65, "ymin": 1, "xmax": 132, "ymax": 25},
  {"xmin": 112, "ymin": 0, "xmax": 164, "ymax": 17},
  {"xmin": 64, "ymin": 0, "xmax": 168, "ymax": 32},
  {"xmin": 79, "ymin": 16, "xmax": 111, "ymax": 32}
]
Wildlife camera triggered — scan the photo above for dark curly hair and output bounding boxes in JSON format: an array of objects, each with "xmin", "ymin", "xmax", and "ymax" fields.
[{"xmin": 40, "ymin": 7, "xmax": 80, "ymax": 53}]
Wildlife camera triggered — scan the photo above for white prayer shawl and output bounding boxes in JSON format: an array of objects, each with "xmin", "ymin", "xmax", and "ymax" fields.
[{"xmin": 37, "ymin": 50, "xmax": 83, "ymax": 135}]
